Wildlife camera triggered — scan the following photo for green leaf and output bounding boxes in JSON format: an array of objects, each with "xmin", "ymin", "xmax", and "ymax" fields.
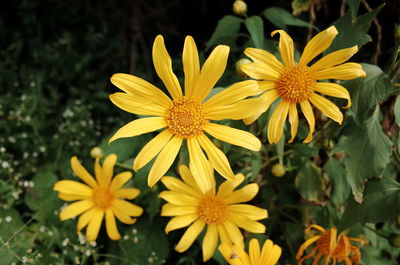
[
  {"xmin": 263, "ymin": 7, "xmax": 318, "ymax": 31},
  {"xmin": 206, "ymin": 15, "xmax": 243, "ymax": 50},
  {"xmin": 291, "ymin": 0, "xmax": 312, "ymax": 16},
  {"xmin": 394, "ymin": 95, "xmax": 400, "ymax": 126},
  {"xmin": 244, "ymin": 16, "xmax": 264, "ymax": 49},
  {"xmin": 338, "ymin": 177, "xmax": 400, "ymax": 231},
  {"xmin": 346, "ymin": 64, "xmax": 394, "ymax": 125},
  {"xmin": 334, "ymin": 106, "xmax": 392, "ymax": 202},
  {"xmin": 327, "ymin": 4, "xmax": 383, "ymax": 53},
  {"xmin": 295, "ymin": 161, "xmax": 325, "ymax": 202},
  {"xmin": 323, "ymin": 158, "xmax": 350, "ymax": 206}
]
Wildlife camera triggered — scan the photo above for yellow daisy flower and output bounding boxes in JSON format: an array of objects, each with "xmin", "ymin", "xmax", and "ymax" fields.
[
  {"xmin": 296, "ymin": 224, "xmax": 366, "ymax": 265},
  {"xmin": 53, "ymin": 154, "xmax": 143, "ymax": 242},
  {"xmin": 159, "ymin": 164, "xmax": 268, "ymax": 261},
  {"xmin": 219, "ymin": 238, "xmax": 282, "ymax": 265},
  {"xmin": 109, "ymin": 35, "xmax": 262, "ymax": 192},
  {"xmin": 241, "ymin": 26, "xmax": 367, "ymax": 143}
]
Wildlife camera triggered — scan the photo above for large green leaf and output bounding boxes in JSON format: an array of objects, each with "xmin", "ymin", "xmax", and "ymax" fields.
[
  {"xmin": 295, "ymin": 161, "xmax": 325, "ymax": 202},
  {"xmin": 244, "ymin": 16, "xmax": 264, "ymax": 49},
  {"xmin": 334, "ymin": 106, "xmax": 392, "ymax": 202},
  {"xmin": 263, "ymin": 7, "xmax": 318, "ymax": 31},
  {"xmin": 323, "ymin": 158, "xmax": 350, "ymax": 206},
  {"xmin": 338, "ymin": 177, "xmax": 400, "ymax": 231},
  {"xmin": 206, "ymin": 15, "xmax": 243, "ymax": 50},
  {"xmin": 345, "ymin": 64, "xmax": 394, "ymax": 126},
  {"xmin": 326, "ymin": 4, "xmax": 383, "ymax": 53}
]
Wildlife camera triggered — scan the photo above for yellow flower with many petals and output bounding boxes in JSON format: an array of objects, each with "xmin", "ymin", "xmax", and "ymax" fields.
[
  {"xmin": 159, "ymin": 164, "xmax": 268, "ymax": 261},
  {"xmin": 53, "ymin": 154, "xmax": 143, "ymax": 242},
  {"xmin": 241, "ymin": 26, "xmax": 367, "ymax": 143},
  {"xmin": 219, "ymin": 238, "xmax": 282, "ymax": 265},
  {"xmin": 109, "ymin": 35, "xmax": 261, "ymax": 192},
  {"xmin": 296, "ymin": 225, "xmax": 366, "ymax": 265}
]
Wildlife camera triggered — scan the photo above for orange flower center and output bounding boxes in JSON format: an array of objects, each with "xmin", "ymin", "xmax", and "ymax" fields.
[
  {"xmin": 93, "ymin": 188, "xmax": 114, "ymax": 209},
  {"xmin": 316, "ymin": 230, "xmax": 334, "ymax": 256},
  {"xmin": 275, "ymin": 65, "xmax": 315, "ymax": 103},
  {"xmin": 166, "ymin": 97, "xmax": 208, "ymax": 138},
  {"xmin": 197, "ymin": 196, "xmax": 227, "ymax": 224}
]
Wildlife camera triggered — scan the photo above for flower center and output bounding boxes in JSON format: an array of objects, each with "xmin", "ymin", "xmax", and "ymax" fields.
[
  {"xmin": 197, "ymin": 196, "xmax": 227, "ymax": 224},
  {"xmin": 316, "ymin": 229, "xmax": 334, "ymax": 256},
  {"xmin": 275, "ymin": 65, "xmax": 315, "ymax": 103},
  {"xmin": 166, "ymin": 97, "xmax": 208, "ymax": 138},
  {"xmin": 93, "ymin": 188, "xmax": 113, "ymax": 209}
]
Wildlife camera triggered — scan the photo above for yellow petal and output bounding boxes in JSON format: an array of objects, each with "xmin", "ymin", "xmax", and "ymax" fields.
[
  {"xmin": 159, "ymin": 191, "xmax": 198, "ymax": 206},
  {"xmin": 183, "ymin": 36, "xmax": 200, "ymax": 97},
  {"xmin": 217, "ymin": 225, "xmax": 231, "ymax": 246},
  {"xmin": 202, "ymin": 224, "xmax": 219, "ymax": 261},
  {"xmin": 94, "ymin": 158, "xmax": 102, "ymax": 185},
  {"xmin": 313, "ymin": 82, "xmax": 351, "ymax": 108},
  {"xmin": 218, "ymin": 244, "xmax": 235, "ymax": 265},
  {"xmin": 257, "ymin": 81, "xmax": 276, "ymax": 93},
  {"xmin": 232, "ymin": 244, "xmax": 251, "ymax": 265},
  {"xmin": 85, "ymin": 208, "xmax": 104, "ymax": 242},
  {"xmin": 175, "ymin": 220, "xmax": 206, "ymax": 252},
  {"xmin": 240, "ymin": 62, "xmax": 280, "ymax": 80},
  {"xmin": 299, "ymin": 100, "xmax": 315, "ymax": 143},
  {"xmin": 192, "ymin": 45, "xmax": 229, "ymax": 102},
  {"xmin": 309, "ymin": 93, "xmax": 343, "ymax": 124},
  {"xmin": 101, "ymin": 154, "xmax": 117, "ymax": 187},
  {"xmin": 105, "ymin": 209, "xmax": 121, "ymax": 240},
  {"xmin": 244, "ymin": 47, "xmax": 284, "ymax": 73},
  {"xmin": 112, "ymin": 207, "xmax": 137, "ymax": 225},
  {"xmin": 229, "ymin": 215, "xmax": 266, "ymax": 233},
  {"xmin": 261, "ymin": 240, "xmax": 282, "ymax": 265},
  {"xmin": 305, "ymin": 224, "xmax": 326, "ymax": 234},
  {"xmin": 77, "ymin": 208, "xmax": 97, "ymax": 233},
  {"xmin": 249, "ymin": 239, "xmax": 261, "ymax": 265},
  {"xmin": 113, "ymin": 188, "xmax": 140, "ymax": 200},
  {"xmin": 152, "ymin": 35, "xmax": 182, "ymax": 100},
  {"xmin": 228, "ymin": 204, "xmax": 268, "ymax": 220},
  {"xmin": 53, "ymin": 180, "xmax": 92, "ymax": 197},
  {"xmin": 110, "ymin": 73, "xmax": 171, "ymax": 107},
  {"xmin": 243, "ymin": 89, "xmax": 280, "ymax": 125},
  {"xmin": 312, "ymin": 62, "xmax": 366, "ymax": 80},
  {"xmin": 295, "ymin": 235, "xmax": 320, "ymax": 259},
  {"xmin": 109, "ymin": 92, "xmax": 167, "ymax": 116},
  {"xmin": 310, "ymin": 46, "xmax": 359, "ymax": 71},
  {"xmin": 329, "ymin": 228, "xmax": 338, "ymax": 254},
  {"xmin": 217, "ymin": 174, "xmax": 244, "ymax": 198},
  {"xmin": 161, "ymin": 203, "xmax": 197, "ymax": 216},
  {"xmin": 110, "ymin": 172, "xmax": 133, "ymax": 191},
  {"xmin": 70, "ymin": 156, "xmax": 97, "ymax": 188},
  {"xmin": 271, "ymin": 30, "xmax": 294, "ymax": 67},
  {"xmin": 161, "ymin": 176, "xmax": 202, "ymax": 198},
  {"xmin": 187, "ymin": 137, "xmax": 214, "ymax": 193},
  {"xmin": 205, "ymin": 123, "xmax": 261, "ymax": 151},
  {"xmin": 147, "ymin": 136, "xmax": 182, "ymax": 187},
  {"xmin": 133, "ymin": 129, "xmax": 173, "ymax": 171},
  {"xmin": 267, "ymin": 100, "xmax": 290, "ymax": 144},
  {"xmin": 299, "ymin": 26, "xmax": 338, "ymax": 66},
  {"xmin": 224, "ymin": 183, "xmax": 259, "ymax": 204},
  {"xmin": 60, "ymin": 200, "xmax": 93, "ymax": 220},
  {"xmin": 165, "ymin": 214, "xmax": 198, "ymax": 234},
  {"xmin": 178, "ymin": 165, "xmax": 203, "ymax": 194},
  {"xmin": 223, "ymin": 220, "xmax": 244, "ymax": 247},
  {"xmin": 197, "ymin": 134, "xmax": 234, "ymax": 181},
  {"xmin": 203, "ymin": 80, "xmax": 259, "ymax": 109},
  {"xmin": 288, "ymin": 103, "xmax": 299, "ymax": 143},
  {"xmin": 112, "ymin": 199, "xmax": 143, "ymax": 217},
  {"xmin": 58, "ymin": 193, "xmax": 88, "ymax": 202},
  {"xmin": 109, "ymin": 117, "xmax": 167, "ymax": 143}
]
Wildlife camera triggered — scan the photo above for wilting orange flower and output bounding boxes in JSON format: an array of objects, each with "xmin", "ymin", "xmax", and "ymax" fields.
[
  {"xmin": 109, "ymin": 35, "xmax": 261, "ymax": 192},
  {"xmin": 53, "ymin": 154, "xmax": 143, "ymax": 241},
  {"xmin": 296, "ymin": 224, "xmax": 366, "ymax": 265},
  {"xmin": 241, "ymin": 26, "xmax": 366, "ymax": 143}
]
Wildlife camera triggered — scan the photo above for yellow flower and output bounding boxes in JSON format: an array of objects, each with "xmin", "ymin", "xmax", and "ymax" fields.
[
  {"xmin": 109, "ymin": 35, "xmax": 261, "ymax": 192},
  {"xmin": 53, "ymin": 154, "xmax": 143, "ymax": 242},
  {"xmin": 296, "ymin": 225, "xmax": 366, "ymax": 265},
  {"xmin": 219, "ymin": 238, "xmax": 282, "ymax": 265},
  {"xmin": 159, "ymin": 164, "xmax": 268, "ymax": 261},
  {"xmin": 241, "ymin": 26, "xmax": 367, "ymax": 143}
]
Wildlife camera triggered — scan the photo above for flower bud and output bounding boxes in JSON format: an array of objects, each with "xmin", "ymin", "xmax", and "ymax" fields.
[
  {"xmin": 90, "ymin": 147, "xmax": 103, "ymax": 159},
  {"xmin": 233, "ymin": 0, "xmax": 247, "ymax": 17},
  {"xmin": 235, "ymin": 58, "xmax": 251, "ymax": 78},
  {"xmin": 271, "ymin": 163, "xmax": 285, "ymax": 177}
]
